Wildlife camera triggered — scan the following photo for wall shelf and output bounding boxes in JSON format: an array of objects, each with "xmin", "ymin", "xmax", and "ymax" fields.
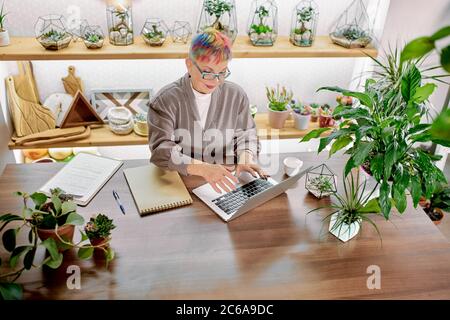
[
  {"xmin": 0, "ymin": 36, "xmax": 378, "ymax": 61},
  {"xmin": 8, "ymin": 113, "xmax": 331, "ymax": 150}
]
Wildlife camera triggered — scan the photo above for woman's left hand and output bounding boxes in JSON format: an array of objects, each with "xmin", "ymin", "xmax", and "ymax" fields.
[{"xmin": 234, "ymin": 151, "xmax": 269, "ymax": 179}]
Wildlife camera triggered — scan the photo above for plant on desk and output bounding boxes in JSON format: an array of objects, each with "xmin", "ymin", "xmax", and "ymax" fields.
[
  {"xmin": 308, "ymin": 171, "xmax": 382, "ymax": 242},
  {"xmin": 266, "ymin": 84, "xmax": 293, "ymax": 129},
  {"xmin": 84, "ymin": 214, "xmax": 116, "ymax": 248},
  {"xmin": 0, "ymin": 188, "xmax": 115, "ymax": 300},
  {"xmin": 422, "ymin": 184, "xmax": 450, "ymax": 225}
]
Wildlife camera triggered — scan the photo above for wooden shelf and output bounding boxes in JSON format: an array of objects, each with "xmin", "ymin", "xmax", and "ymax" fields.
[
  {"xmin": 0, "ymin": 36, "xmax": 377, "ymax": 61},
  {"xmin": 8, "ymin": 113, "xmax": 332, "ymax": 150}
]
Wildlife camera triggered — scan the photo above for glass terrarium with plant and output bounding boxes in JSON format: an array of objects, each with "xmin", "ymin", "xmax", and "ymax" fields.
[
  {"xmin": 197, "ymin": 0, "xmax": 237, "ymax": 42},
  {"xmin": 171, "ymin": 21, "xmax": 192, "ymax": 44},
  {"xmin": 106, "ymin": 0, "xmax": 133, "ymax": 46},
  {"xmin": 247, "ymin": 0, "xmax": 278, "ymax": 46},
  {"xmin": 82, "ymin": 25, "xmax": 104, "ymax": 49},
  {"xmin": 141, "ymin": 18, "xmax": 169, "ymax": 46},
  {"xmin": 34, "ymin": 15, "xmax": 72, "ymax": 50},
  {"xmin": 305, "ymin": 164, "xmax": 337, "ymax": 198},
  {"xmin": 329, "ymin": 0, "xmax": 372, "ymax": 48},
  {"xmin": 290, "ymin": 0, "xmax": 318, "ymax": 47}
]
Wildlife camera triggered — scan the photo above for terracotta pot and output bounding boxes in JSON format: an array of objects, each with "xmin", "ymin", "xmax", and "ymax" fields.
[
  {"xmin": 37, "ymin": 224, "xmax": 75, "ymax": 251},
  {"xmin": 418, "ymin": 196, "xmax": 429, "ymax": 208},
  {"xmin": 89, "ymin": 237, "xmax": 110, "ymax": 249},
  {"xmin": 311, "ymin": 114, "xmax": 318, "ymax": 122},
  {"xmin": 319, "ymin": 115, "xmax": 335, "ymax": 128},
  {"xmin": 267, "ymin": 105, "xmax": 291, "ymax": 129}
]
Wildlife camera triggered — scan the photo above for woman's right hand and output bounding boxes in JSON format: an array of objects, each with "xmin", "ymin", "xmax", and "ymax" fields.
[{"xmin": 187, "ymin": 163, "xmax": 238, "ymax": 194}]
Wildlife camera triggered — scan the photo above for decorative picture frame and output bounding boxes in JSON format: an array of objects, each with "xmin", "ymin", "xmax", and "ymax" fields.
[{"xmin": 90, "ymin": 88, "xmax": 153, "ymax": 120}]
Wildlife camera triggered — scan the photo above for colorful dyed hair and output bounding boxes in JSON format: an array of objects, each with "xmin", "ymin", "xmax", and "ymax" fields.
[{"xmin": 189, "ymin": 28, "xmax": 232, "ymax": 64}]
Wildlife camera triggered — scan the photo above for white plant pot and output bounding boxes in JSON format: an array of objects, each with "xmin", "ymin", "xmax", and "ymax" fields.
[
  {"xmin": 293, "ymin": 113, "xmax": 311, "ymax": 130},
  {"xmin": 0, "ymin": 30, "xmax": 10, "ymax": 47},
  {"xmin": 329, "ymin": 212, "xmax": 361, "ymax": 242}
]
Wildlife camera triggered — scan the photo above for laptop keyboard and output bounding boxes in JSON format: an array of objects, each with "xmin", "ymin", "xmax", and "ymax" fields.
[{"xmin": 212, "ymin": 178, "xmax": 274, "ymax": 215}]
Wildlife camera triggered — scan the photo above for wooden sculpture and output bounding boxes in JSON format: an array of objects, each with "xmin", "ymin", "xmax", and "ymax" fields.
[
  {"xmin": 62, "ymin": 66, "xmax": 84, "ymax": 96},
  {"xmin": 6, "ymin": 76, "xmax": 56, "ymax": 137},
  {"xmin": 60, "ymin": 90, "xmax": 103, "ymax": 128},
  {"xmin": 13, "ymin": 61, "xmax": 41, "ymax": 104}
]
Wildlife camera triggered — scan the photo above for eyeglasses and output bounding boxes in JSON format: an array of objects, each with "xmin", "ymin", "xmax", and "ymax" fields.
[{"xmin": 191, "ymin": 59, "xmax": 231, "ymax": 81}]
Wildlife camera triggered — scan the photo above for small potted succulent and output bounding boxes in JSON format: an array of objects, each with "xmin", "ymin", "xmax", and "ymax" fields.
[
  {"xmin": 141, "ymin": 19, "xmax": 169, "ymax": 46},
  {"xmin": 0, "ymin": 1, "xmax": 10, "ymax": 47},
  {"xmin": 330, "ymin": 25, "xmax": 372, "ymax": 49},
  {"xmin": 82, "ymin": 25, "xmax": 104, "ymax": 49},
  {"xmin": 292, "ymin": 101, "xmax": 312, "ymax": 130},
  {"xmin": 310, "ymin": 103, "xmax": 320, "ymax": 122},
  {"xmin": 38, "ymin": 29, "xmax": 72, "ymax": 50},
  {"xmin": 319, "ymin": 104, "xmax": 335, "ymax": 128},
  {"xmin": 423, "ymin": 184, "xmax": 450, "ymax": 225},
  {"xmin": 84, "ymin": 214, "xmax": 116, "ymax": 248},
  {"xmin": 266, "ymin": 84, "xmax": 293, "ymax": 129}
]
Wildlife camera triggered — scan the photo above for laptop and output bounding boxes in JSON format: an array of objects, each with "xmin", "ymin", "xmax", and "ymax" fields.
[{"xmin": 192, "ymin": 167, "xmax": 311, "ymax": 222}]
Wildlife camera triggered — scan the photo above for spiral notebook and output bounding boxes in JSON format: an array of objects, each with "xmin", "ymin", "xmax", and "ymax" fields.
[{"xmin": 123, "ymin": 164, "xmax": 193, "ymax": 216}]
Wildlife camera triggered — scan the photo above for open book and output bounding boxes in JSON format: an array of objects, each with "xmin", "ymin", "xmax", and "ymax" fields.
[{"xmin": 39, "ymin": 153, "xmax": 123, "ymax": 206}]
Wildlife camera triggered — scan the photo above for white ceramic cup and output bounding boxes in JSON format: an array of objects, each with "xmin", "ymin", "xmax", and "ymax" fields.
[{"xmin": 283, "ymin": 157, "xmax": 304, "ymax": 177}]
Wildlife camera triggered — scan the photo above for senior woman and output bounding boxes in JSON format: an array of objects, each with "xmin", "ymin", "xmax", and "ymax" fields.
[{"xmin": 148, "ymin": 28, "xmax": 266, "ymax": 194}]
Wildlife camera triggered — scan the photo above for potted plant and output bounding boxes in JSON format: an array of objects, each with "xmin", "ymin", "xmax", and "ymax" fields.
[
  {"xmin": 141, "ymin": 19, "xmax": 169, "ymax": 47},
  {"xmin": 336, "ymin": 95, "xmax": 353, "ymax": 106},
  {"xmin": 290, "ymin": 1, "xmax": 318, "ymax": 47},
  {"xmin": 330, "ymin": 25, "xmax": 372, "ymax": 49},
  {"xmin": 305, "ymin": 163, "xmax": 337, "ymax": 198},
  {"xmin": 198, "ymin": 0, "xmax": 237, "ymax": 43},
  {"xmin": 318, "ymin": 104, "xmax": 334, "ymax": 128},
  {"xmin": 0, "ymin": 1, "xmax": 9, "ymax": 47},
  {"xmin": 35, "ymin": 15, "xmax": 72, "ymax": 50},
  {"xmin": 266, "ymin": 84, "xmax": 293, "ymax": 129},
  {"xmin": 310, "ymin": 103, "xmax": 320, "ymax": 122},
  {"xmin": 248, "ymin": 2, "xmax": 277, "ymax": 46},
  {"xmin": 423, "ymin": 184, "xmax": 450, "ymax": 225},
  {"xmin": 292, "ymin": 101, "xmax": 311, "ymax": 130},
  {"xmin": 37, "ymin": 29, "xmax": 72, "ymax": 51},
  {"xmin": 82, "ymin": 25, "xmax": 104, "ymax": 49},
  {"xmin": 84, "ymin": 214, "xmax": 116, "ymax": 248},
  {"xmin": 308, "ymin": 171, "xmax": 382, "ymax": 242},
  {"xmin": 0, "ymin": 188, "xmax": 115, "ymax": 300}
]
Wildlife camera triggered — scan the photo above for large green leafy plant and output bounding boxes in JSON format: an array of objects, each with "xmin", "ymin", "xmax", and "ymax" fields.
[
  {"xmin": 301, "ymin": 40, "xmax": 448, "ymax": 219},
  {"xmin": 0, "ymin": 188, "xmax": 115, "ymax": 300}
]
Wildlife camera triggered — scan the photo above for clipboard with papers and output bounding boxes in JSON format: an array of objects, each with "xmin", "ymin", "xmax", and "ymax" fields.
[{"xmin": 39, "ymin": 153, "xmax": 123, "ymax": 206}]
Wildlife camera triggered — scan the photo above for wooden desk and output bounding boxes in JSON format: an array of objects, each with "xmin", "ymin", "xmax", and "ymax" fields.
[{"xmin": 1, "ymin": 152, "xmax": 450, "ymax": 299}]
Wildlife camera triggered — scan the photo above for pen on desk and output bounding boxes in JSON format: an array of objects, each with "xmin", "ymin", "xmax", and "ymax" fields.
[{"xmin": 112, "ymin": 190, "xmax": 126, "ymax": 215}]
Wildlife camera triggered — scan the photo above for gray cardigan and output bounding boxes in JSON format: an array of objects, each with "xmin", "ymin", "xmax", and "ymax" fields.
[{"xmin": 148, "ymin": 73, "xmax": 259, "ymax": 176}]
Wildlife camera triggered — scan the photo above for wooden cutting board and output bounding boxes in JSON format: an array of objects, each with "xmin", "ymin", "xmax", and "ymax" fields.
[
  {"xmin": 62, "ymin": 66, "xmax": 84, "ymax": 96},
  {"xmin": 12, "ymin": 61, "xmax": 41, "ymax": 104}
]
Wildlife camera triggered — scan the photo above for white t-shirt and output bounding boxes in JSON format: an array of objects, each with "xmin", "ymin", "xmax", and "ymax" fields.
[{"xmin": 191, "ymin": 81, "xmax": 212, "ymax": 129}]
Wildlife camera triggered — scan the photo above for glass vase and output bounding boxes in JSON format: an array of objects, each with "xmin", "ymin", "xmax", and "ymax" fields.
[
  {"xmin": 247, "ymin": 0, "xmax": 278, "ymax": 47},
  {"xmin": 106, "ymin": 0, "xmax": 134, "ymax": 46},
  {"xmin": 197, "ymin": 0, "xmax": 238, "ymax": 43},
  {"xmin": 290, "ymin": 0, "xmax": 319, "ymax": 47}
]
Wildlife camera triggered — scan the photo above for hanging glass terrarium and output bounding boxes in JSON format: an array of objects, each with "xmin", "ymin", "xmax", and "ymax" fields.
[
  {"xmin": 305, "ymin": 164, "xmax": 337, "ymax": 199},
  {"xmin": 329, "ymin": 0, "xmax": 372, "ymax": 48},
  {"xmin": 290, "ymin": 0, "xmax": 318, "ymax": 47},
  {"xmin": 106, "ymin": 0, "xmax": 134, "ymax": 46},
  {"xmin": 247, "ymin": 0, "xmax": 278, "ymax": 46},
  {"xmin": 34, "ymin": 15, "xmax": 72, "ymax": 50},
  {"xmin": 197, "ymin": 0, "xmax": 238, "ymax": 43}
]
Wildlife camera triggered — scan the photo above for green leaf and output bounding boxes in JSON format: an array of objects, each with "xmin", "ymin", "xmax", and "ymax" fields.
[
  {"xmin": 344, "ymin": 158, "xmax": 356, "ymax": 177},
  {"xmin": 401, "ymin": 65, "xmax": 421, "ymax": 103},
  {"xmin": 410, "ymin": 175, "xmax": 422, "ymax": 208},
  {"xmin": 64, "ymin": 212, "xmax": 84, "ymax": 226},
  {"xmin": 318, "ymin": 128, "xmax": 352, "ymax": 153},
  {"xmin": 412, "ymin": 83, "xmax": 437, "ymax": 104},
  {"xmin": 45, "ymin": 252, "xmax": 63, "ymax": 269},
  {"xmin": 28, "ymin": 229, "xmax": 33, "ymax": 243},
  {"xmin": 78, "ymin": 246, "xmax": 94, "ymax": 260},
  {"xmin": 441, "ymin": 45, "xmax": 450, "ymax": 73},
  {"xmin": 360, "ymin": 198, "xmax": 381, "ymax": 213},
  {"xmin": 431, "ymin": 26, "xmax": 450, "ymax": 41},
  {"xmin": 30, "ymin": 192, "xmax": 48, "ymax": 208},
  {"xmin": 330, "ymin": 136, "xmax": 353, "ymax": 157},
  {"xmin": 23, "ymin": 248, "xmax": 36, "ymax": 270},
  {"xmin": 61, "ymin": 201, "xmax": 77, "ymax": 215},
  {"xmin": 0, "ymin": 213, "xmax": 22, "ymax": 222},
  {"xmin": 408, "ymin": 123, "xmax": 431, "ymax": 135},
  {"xmin": 2, "ymin": 229, "xmax": 16, "ymax": 252},
  {"xmin": 384, "ymin": 145, "xmax": 397, "ymax": 179},
  {"xmin": 0, "ymin": 282, "xmax": 23, "ymax": 300},
  {"xmin": 393, "ymin": 184, "xmax": 407, "ymax": 213},
  {"xmin": 10, "ymin": 246, "xmax": 32, "ymax": 269},
  {"xmin": 370, "ymin": 154, "xmax": 384, "ymax": 182},
  {"xmin": 379, "ymin": 181, "xmax": 392, "ymax": 219},
  {"xmin": 400, "ymin": 37, "xmax": 435, "ymax": 62},
  {"xmin": 41, "ymin": 238, "xmax": 59, "ymax": 261},
  {"xmin": 106, "ymin": 247, "xmax": 115, "ymax": 263},
  {"xmin": 300, "ymin": 127, "xmax": 332, "ymax": 142},
  {"xmin": 353, "ymin": 141, "xmax": 375, "ymax": 166},
  {"xmin": 336, "ymin": 107, "xmax": 372, "ymax": 120},
  {"xmin": 51, "ymin": 195, "xmax": 62, "ymax": 214},
  {"xmin": 430, "ymin": 109, "xmax": 450, "ymax": 144},
  {"xmin": 79, "ymin": 230, "xmax": 88, "ymax": 242}
]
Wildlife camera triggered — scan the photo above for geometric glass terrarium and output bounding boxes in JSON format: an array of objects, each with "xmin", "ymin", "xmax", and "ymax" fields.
[
  {"xmin": 305, "ymin": 164, "xmax": 337, "ymax": 199},
  {"xmin": 141, "ymin": 18, "xmax": 169, "ymax": 47},
  {"xmin": 247, "ymin": 0, "xmax": 278, "ymax": 46},
  {"xmin": 329, "ymin": 0, "xmax": 372, "ymax": 49},
  {"xmin": 34, "ymin": 15, "xmax": 72, "ymax": 50},
  {"xmin": 290, "ymin": 0, "xmax": 319, "ymax": 47},
  {"xmin": 106, "ymin": 0, "xmax": 134, "ymax": 46},
  {"xmin": 68, "ymin": 18, "xmax": 89, "ymax": 42},
  {"xmin": 197, "ymin": 0, "xmax": 238, "ymax": 43},
  {"xmin": 82, "ymin": 25, "xmax": 105, "ymax": 49},
  {"xmin": 171, "ymin": 21, "xmax": 192, "ymax": 44}
]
